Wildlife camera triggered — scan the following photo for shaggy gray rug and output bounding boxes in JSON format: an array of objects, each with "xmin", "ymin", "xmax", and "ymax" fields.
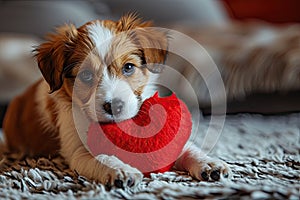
[{"xmin": 0, "ymin": 113, "xmax": 299, "ymax": 199}]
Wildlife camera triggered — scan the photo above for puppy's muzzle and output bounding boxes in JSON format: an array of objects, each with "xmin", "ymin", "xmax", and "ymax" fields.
[{"xmin": 103, "ymin": 98, "xmax": 125, "ymax": 116}]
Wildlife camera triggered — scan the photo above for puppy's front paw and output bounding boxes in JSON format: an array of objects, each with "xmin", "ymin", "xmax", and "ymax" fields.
[
  {"xmin": 188, "ymin": 157, "xmax": 231, "ymax": 182},
  {"xmin": 95, "ymin": 155, "xmax": 143, "ymax": 189}
]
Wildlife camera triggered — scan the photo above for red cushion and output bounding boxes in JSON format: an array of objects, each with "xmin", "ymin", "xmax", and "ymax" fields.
[{"xmin": 87, "ymin": 92, "xmax": 192, "ymax": 176}]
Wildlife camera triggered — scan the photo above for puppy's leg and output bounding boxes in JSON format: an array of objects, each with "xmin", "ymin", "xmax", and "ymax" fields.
[
  {"xmin": 60, "ymin": 134, "xmax": 143, "ymax": 188},
  {"xmin": 58, "ymin": 111, "xmax": 143, "ymax": 189},
  {"xmin": 174, "ymin": 144, "xmax": 231, "ymax": 181},
  {"xmin": 66, "ymin": 145, "xmax": 143, "ymax": 189}
]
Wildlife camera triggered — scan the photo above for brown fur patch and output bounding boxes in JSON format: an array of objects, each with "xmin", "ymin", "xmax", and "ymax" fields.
[
  {"xmin": 35, "ymin": 24, "xmax": 79, "ymax": 93},
  {"xmin": 3, "ymin": 81, "xmax": 60, "ymax": 156}
]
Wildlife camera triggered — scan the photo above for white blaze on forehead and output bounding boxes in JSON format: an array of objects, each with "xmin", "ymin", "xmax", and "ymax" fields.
[
  {"xmin": 87, "ymin": 21, "xmax": 114, "ymax": 58},
  {"xmin": 100, "ymin": 68, "xmax": 134, "ymax": 101}
]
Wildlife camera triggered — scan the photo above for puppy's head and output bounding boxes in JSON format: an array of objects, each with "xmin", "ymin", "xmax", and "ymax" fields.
[{"xmin": 35, "ymin": 14, "xmax": 168, "ymax": 122}]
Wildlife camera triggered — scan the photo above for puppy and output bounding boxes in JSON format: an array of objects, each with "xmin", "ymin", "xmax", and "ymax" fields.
[{"xmin": 3, "ymin": 14, "xmax": 230, "ymax": 189}]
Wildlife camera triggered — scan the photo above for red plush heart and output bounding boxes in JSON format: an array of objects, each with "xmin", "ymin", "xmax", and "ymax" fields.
[{"xmin": 87, "ymin": 92, "xmax": 192, "ymax": 176}]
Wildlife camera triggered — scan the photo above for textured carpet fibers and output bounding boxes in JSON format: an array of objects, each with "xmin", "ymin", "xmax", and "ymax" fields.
[{"xmin": 0, "ymin": 113, "xmax": 299, "ymax": 199}]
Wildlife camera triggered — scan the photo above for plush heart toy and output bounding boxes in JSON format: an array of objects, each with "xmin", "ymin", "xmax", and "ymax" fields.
[{"xmin": 87, "ymin": 92, "xmax": 192, "ymax": 176}]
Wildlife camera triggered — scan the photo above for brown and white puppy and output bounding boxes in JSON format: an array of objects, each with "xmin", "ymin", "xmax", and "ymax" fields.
[{"xmin": 3, "ymin": 14, "xmax": 230, "ymax": 189}]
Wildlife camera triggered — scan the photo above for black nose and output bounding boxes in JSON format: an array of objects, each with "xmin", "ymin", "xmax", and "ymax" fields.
[{"xmin": 103, "ymin": 98, "xmax": 124, "ymax": 116}]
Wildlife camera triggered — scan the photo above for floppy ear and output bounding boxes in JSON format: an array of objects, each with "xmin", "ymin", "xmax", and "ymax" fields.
[
  {"xmin": 118, "ymin": 13, "xmax": 168, "ymax": 73},
  {"xmin": 35, "ymin": 24, "xmax": 78, "ymax": 93}
]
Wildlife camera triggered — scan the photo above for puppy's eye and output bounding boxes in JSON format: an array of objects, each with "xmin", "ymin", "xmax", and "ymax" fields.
[
  {"xmin": 122, "ymin": 63, "xmax": 135, "ymax": 76},
  {"xmin": 78, "ymin": 70, "xmax": 93, "ymax": 83}
]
